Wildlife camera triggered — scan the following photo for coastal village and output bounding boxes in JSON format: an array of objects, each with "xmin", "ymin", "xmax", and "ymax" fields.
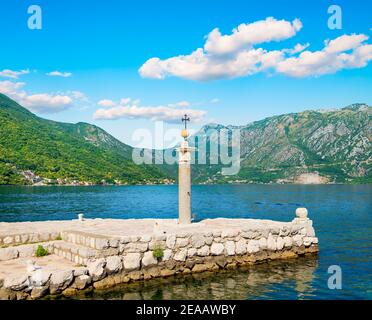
[{"xmin": 20, "ymin": 170, "xmax": 175, "ymax": 186}]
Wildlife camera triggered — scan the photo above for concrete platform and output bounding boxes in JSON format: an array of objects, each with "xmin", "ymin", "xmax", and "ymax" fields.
[
  {"xmin": 0, "ymin": 210, "xmax": 319, "ymax": 300},
  {"xmin": 0, "ymin": 218, "xmax": 291, "ymax": 246}
]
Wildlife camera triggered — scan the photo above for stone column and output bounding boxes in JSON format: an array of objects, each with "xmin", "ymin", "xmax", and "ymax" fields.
[{"xmin": 176, "ymin": 139, "xmax": 194, "ymax": 224}]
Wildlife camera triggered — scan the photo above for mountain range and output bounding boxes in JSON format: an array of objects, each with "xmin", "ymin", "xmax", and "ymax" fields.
[
  {"xmin": 190, "ymin": 104, "xmax": 371, "ymax": 184},
  {"xmin": 0, "ymin": 93, "xmax": 168, "ymax": 185},
  {"xmin": 0, "ymin": 93, "xmax": 370, "ymax": 185}
]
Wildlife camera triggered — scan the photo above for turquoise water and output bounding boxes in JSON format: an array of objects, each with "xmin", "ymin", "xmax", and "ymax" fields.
[{"xmin": 0, "ymin": 184, "xmax": 371, "ymax": 299}]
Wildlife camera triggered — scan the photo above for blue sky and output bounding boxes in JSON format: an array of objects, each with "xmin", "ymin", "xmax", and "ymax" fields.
[{"xmin": 0, "ymin": 0, "xmax": 371, "ymax": 148}]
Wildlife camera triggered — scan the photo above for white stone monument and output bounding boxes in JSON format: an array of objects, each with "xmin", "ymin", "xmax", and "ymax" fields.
[{"xmin": 176, "ymin": 115, "xmax": 195, "ymax": 224}]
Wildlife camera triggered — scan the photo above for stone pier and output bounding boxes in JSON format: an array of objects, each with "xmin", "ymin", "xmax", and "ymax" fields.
[{"xmin": 0, "ymin": 208, "xmax": 318, "ymax": 300}]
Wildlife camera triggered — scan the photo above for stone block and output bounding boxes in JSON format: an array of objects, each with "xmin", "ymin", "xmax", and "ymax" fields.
[
  {"xmin": 87, "ymin": 258, "xmax": 106, "ymax": 281},
  {"xmin": 174, "ymin": 249, "xmax": 187, "ymax": 261},
  {"xmin": 105, "ymin": 256, "xmax": 123, "ymax": 274},
  {"xmin": 119, "ymin": 236, "xmax": 131, "ymax": 244},
  {"xmin": 123, "ymin": 253, "xmax": 141, "ymax": 270},
  {"xmin": 166, "ymin": 235, "xmax": 176, "ymax": 249},
  {"xmin": 210, "ymin": 243, "xmax": 224, "ymax": 255},
  {"xmin": 71, "ymin": 275, "xmax": 91, "ymax": 290},
  {"xmin": 162, "ymin": 249, "xmax": 172, "ymax": 261},
  {"xmin": 177, "ymin": 231, "xmax": 191, "ymax": 238},
  {"xmin": 4, "ymin": 275, "xmax": 29, "ymax": 291},
  {"xmin": 187, "ymin": 248, "xmax": 197, "ymax": 257},
  {"xmin": 267, "ymin": 234, "xmax": 277, "ymax": 251},
  {"xmin": 279, "ymin": 226, "xmax": 290, "ymax": 237},
  {"xmin": 283, "ymin": 236, "xmax": 293, "ymax": 248},
  {"xmin": 221, "ymin": 229, "xmax": 239, "ymax": 238},
  {"xmin": 0, "ymin": 247, "xmax": 19, "ymax": 261},
  {"xmin": 212, "ymin": 230, "xmax": 221, "ymax": 237},
  {"xmin": 124, "ymin": 242, "xmax": 148, "ymax": 253},
  {"xmin": 50, "ymin": 270, "xmax": 74, "ymax": 294},
  {"xmin": 95, "ymin": 238, "xmax": 109, "ymax": 250},
  {"xmin": 31, "ymin": 286, "xmax": 49, "ymax": 299},
  {"xmin": 258, "ymin": 238, "xmax": 267, "ymax": 250},
  {"xmin": 128, "ymin": 271, "xmax": 142, "ymax": 281},
  {"xmin": 197, "ymin": 245, "xmax": 210, "ymax": 257},
  {"xmin": 190, "ymin": 234, "xmax": 205, "ymax": 248},
  {"xmin": 109, "ymin": 239, "xmax": 119, "ymax": 248},
  {"xmin": 247, "ymin": 240, "xmax": 260, "ymax": 253},
  {"xmin": 175, "ymin": 237, "xmax": 189, "ymax": 248},
  {"xmin": 241, "ymin": 231, "xmax": 259, "ymax": 239},
  {"xmin": 30, "ymin": 270, "xmax": 51, "ymax": 287},
  {"xmin": 303, "ymin": 237, "xmax": 316, "ymax": 247},
  {"xmin": 205, "ymin": 236, "xmax": 213, "ymax": 245},
  {"xmin": 276, "ymin": 237, "xmax": 284, "ymax": 250},
  {"xmin": 21, "ymin": 234, "xmax": 29, "ymax": 243},
  {"xmin": 142, "ymin": 251, "xmax": 158, "ymax": 267},
  {"xmin": 73, "ymin": 267, "xmax": 88, "ymax": 277},
  {"xmin": 225, "ymin": 241, "xmax": 235, "ymax": 255},
  {"xmin": 160, "ymin": 269, "xmax": 176, "ymax": 277},
  {"xmin": 192, "ymin": 264, "xmax": 208, "ymax": 273},
  {"xmin": 235, "ymin": 239, "xmax": 247, "ymax": 255},
  {"xmin": 293, "ymin": 235, "xmax": 303, "ymax": 247},
  {"xmin": 3, "ymin": 236, "xmax": 14, "ymax": 245}
]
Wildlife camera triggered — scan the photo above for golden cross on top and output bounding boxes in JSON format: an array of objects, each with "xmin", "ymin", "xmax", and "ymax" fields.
[{"xmin": 182, "ymin": 114, "xmax": 190, "ymax": 130}]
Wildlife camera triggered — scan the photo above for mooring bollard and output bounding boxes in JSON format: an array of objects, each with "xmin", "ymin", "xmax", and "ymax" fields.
[
  {"xmin": 78, "ymin": 213, "xmax": 84, "ymax": 221},
  {"xmin": 295, "ymin": 207, "xmax": 308, "ymax": 219}
]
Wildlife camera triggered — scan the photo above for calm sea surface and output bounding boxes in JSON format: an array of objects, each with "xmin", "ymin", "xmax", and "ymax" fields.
[{"xmin": 0, "ymin": 184, "xmax": 371, "ymax": 300}]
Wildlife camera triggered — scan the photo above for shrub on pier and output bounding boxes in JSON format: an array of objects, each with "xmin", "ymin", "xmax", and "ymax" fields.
[
  {"xmin": 35, "ymin": 245, "xmax": 49, "ymax": 257},
  {"xmin": 153, "ymin": 247, "xmax": 164, "ymax": 260}
]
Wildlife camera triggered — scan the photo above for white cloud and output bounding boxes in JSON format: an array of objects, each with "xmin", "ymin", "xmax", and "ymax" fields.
[
  {"xmin": 139, "ymin": 17, "xmax": 302, "ymax": 81},
  {"xmin": 210, "ymin": 98, "xmax": 220, "ymax": 104},
  {"xmin": 46, "ymin": 71, "xmax": 72, "ymax": 77},
  {"xmin": 0, "ymin": 80, "xmax": 75, "ymax": 113},
  {"xmin": 139, "ymin": 17, "xmax": 372, "ymax": 81},
  {"xmin": 93, "ymin": 98, "xmax": 206, "ymax": 123},
  {"xmin": 324, "ymin": 34, "xmax": 368, "ymax": 53},
  {"xmin": 0, "ymin": 69, "xmax": 29, "ymax": 79},
  {"xmin": 0, "ymin": 80, "xmax": 25, "ymax": 94},
  {"xmin": 282, "ymin": 43, "xmax": 310, "ymax": 55},
  {"xmin": 22, "ymin": 94, "xmax": 73, "ymax": 113},
  {"xmin": 98, "ymin": 97, "xmax": 137, "ymax": 108},
  {"xmin": 276, "ymin": 34, "xmax": 372, "ymax": 77},
  {"xmin": 168, "ymin": 100, "xmax": 190, "ymax": 108},
  {"xmin": 66, "ymin": 91, "xmax": 91, "ymax": 110},
  {"xmin": 68, "ymin": 90, "xmax": 86, "ymax": 100},
  {"xmin": 98, "ymin": 98, "xmax": 191, "ymax": 109},
  {"xmin": 98, "ymin": 99, "xmax": 116, "ymax": 108},
  {"xmin": 132, "ymin": 99, "xmax": 140, "ymax": 106},
  {"xmin": 204, "ymin": 17, "xmax": 302, "ymax": 55},
  {"xmin": 94, "ymin": 105, "xmax": 206, "ymax": 123},
  {"xmin": 120, "ymin": 97, "xmax": 131, "ymax": 105},
  {"xmin": 140, "ymin": 47, "xmax": 274, "ymax": 81}
]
